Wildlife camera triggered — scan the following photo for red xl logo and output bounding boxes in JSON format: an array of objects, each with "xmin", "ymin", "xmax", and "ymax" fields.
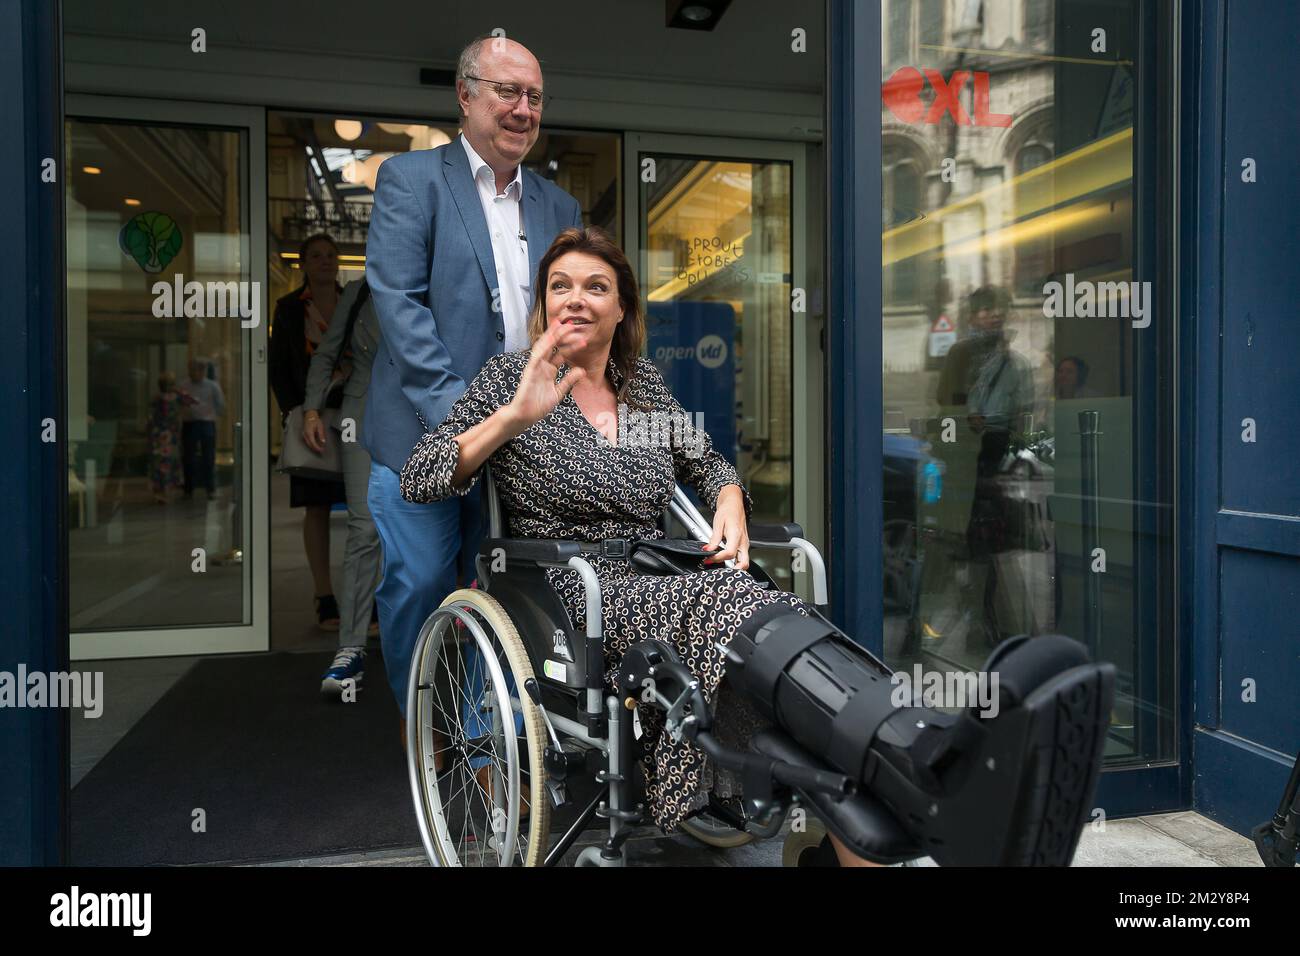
[{"xmin": 882, "ymin": 68, "xmax": 1013, "ymax": 127}]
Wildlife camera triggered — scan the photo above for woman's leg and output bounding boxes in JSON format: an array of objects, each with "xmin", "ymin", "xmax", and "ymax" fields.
[
  {"xmin": 578, "ymin": 564, "xmax": 807, "ymax": 831},
  {"xmin": 830, "ymin": 834, "xmax": 884, "ymax": 867},
  {"xmin": 303, "ymin": 502, "xmax": 333, "ymax": 597},
  {"xmin": 338, "ymin": 440, "xmax": 381, "ymax": 647}
]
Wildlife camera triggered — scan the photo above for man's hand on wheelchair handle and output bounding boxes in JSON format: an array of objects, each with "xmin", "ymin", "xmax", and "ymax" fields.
[{"xmin": 704, "ymin": 484, "xmax": 750, "ymax": 570}]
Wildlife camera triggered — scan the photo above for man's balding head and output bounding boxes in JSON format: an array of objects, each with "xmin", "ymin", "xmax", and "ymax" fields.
[{"xmin": 456, "ymin": 35, "xmax": 544, "ymax": 177}]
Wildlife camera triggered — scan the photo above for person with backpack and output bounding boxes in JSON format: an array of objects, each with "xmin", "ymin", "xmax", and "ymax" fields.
[{"xmin": 303, "ymin": 274, "xmax": 384, "ymax": 694}]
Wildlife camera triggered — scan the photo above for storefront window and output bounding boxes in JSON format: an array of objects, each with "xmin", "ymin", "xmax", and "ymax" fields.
[
  {"xmin": 637, "ymin": 155, "xmax": 795, "ymax": 584},
  {"xmin": 881, "ymin": 0, "xmax": 1174, "ymax": 765},
  {"xmin": 66, "ymin": 119, "xmax": 251, "ymax": 631}
]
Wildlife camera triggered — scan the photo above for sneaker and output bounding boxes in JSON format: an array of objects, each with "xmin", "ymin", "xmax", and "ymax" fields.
[
  {"xmin": 321, "ymin": 646, "xmax": 365, "ymax": 695},
  {"xmin": 316, "ymin": 594, "xmax": 340, "ymax": 631}
]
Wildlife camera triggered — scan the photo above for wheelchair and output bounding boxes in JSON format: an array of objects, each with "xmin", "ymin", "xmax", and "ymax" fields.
[{"xmin": 404, "ymin": 469, "xmax": 1116, "ymax": 868}]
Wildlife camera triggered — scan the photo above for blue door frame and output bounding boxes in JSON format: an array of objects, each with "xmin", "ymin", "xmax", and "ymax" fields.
[
  {"xmin": 0, "ymin": 0, "xmax": 67, "ymax": 866},
  {"xmin": 826, "ymin": 1, "xmax": 883, "ymax": 661},
  {"xmin": 1185, "ymin": 0, "xmax": 1300, "ymax": 836}
]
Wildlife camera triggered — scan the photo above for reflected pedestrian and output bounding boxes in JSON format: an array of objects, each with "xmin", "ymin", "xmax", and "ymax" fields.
[
  {"xmin": 178, "ymin": 357, "xmax": 225, "ymax": 501},
  {"xmin": 148, "ymin": 370, "xmax": 184, "ymax": 504}
]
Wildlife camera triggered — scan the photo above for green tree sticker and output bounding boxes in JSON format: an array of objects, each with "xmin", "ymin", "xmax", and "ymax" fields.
[{"xmin": 118, "ymin": 212, "xmax": 183, "ymax": 274}]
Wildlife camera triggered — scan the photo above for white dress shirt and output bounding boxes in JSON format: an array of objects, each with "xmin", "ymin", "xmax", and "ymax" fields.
[{"xmin": 460, "ymin": 134, "xmax": 532, "ymax": 352}]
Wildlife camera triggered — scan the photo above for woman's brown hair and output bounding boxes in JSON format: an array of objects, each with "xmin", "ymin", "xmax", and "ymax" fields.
[{"xmin": 527, "ymin": 227, "xmax": 646, "ymax": 407}]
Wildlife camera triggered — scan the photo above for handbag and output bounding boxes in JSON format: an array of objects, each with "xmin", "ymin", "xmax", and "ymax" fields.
[
  {"xmin": 277, "ymin": 406, "xmax": 343, "ymax": 480},
  {"xmin": 628, "ymin": 538, "xmax": 717, "ymax": 575},
  {"xmin": 276, "ymin": 281, "xmax": 371, "ymax": 481}
]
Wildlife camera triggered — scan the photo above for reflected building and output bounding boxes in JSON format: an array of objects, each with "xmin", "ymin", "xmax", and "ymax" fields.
[{"xmin": 879, "ymin": 0, "xmax": 1162, "ymax": 763}]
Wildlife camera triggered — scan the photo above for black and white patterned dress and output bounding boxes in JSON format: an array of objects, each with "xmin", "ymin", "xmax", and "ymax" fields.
[{"xmin": 400, "ymin": 350, "xmax": 810, "ymax": 831}]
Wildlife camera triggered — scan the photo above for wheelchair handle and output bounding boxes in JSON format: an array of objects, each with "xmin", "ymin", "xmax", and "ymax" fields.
[{"xmin": 771, "ymin": 762, "xmax": 856, "ymax": 799}]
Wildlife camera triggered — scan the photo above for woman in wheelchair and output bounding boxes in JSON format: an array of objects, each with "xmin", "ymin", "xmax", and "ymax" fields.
[{"xmin": 400, "ymin": 227, "xmax": 1114, "ymax": 867}]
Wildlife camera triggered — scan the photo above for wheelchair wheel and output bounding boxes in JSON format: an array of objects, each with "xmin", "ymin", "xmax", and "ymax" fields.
[
  {"xmin": 781, "ymin": 816, "xmax": 829, "ymax": 867},
  {"xmin": 406, "ymin": 588, "xmax": 551, "ymax": 867}
]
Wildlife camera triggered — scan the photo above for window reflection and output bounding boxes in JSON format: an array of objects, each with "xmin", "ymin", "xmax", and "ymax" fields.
[
  {"xmin": 66, "ymin": 120, "xmax": 248, "ymax": 630},
  {"xmin": 640, "ymin": 157, "xmax": 794, "ymax": 586},
  {"xmin": 880, "ymin": 0, "xmax": 1172, "ymax": 764}
]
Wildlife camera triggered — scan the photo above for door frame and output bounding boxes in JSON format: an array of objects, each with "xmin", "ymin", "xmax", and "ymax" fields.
[
  {"xmin": 620, "ymin": 132, "xmax": 824, "ymax": 596},
  {"xmin": 64, "ymin": 94, "xmax": 269, "ymax": 659}
]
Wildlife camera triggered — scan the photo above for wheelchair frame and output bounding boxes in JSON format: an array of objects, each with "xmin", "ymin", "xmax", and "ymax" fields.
[{"xmin": 405, "ymin": 468, "xmax": 841, "ymax": 867}]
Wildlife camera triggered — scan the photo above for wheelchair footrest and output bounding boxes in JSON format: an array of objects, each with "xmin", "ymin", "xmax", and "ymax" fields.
[{"xmin": 750, "ymin": 728, "xmax": 923, "ymax": 865}]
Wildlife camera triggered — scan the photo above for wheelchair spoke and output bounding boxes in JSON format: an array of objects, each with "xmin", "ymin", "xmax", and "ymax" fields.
[{"xmin": 408, "ymin": 599, "xmax": 544, "ymax": 868}]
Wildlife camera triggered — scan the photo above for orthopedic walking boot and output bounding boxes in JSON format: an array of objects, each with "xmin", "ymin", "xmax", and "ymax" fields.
[{"xmin": 728, "ymin": 607, "xmax": 1115, "ymax": 867}]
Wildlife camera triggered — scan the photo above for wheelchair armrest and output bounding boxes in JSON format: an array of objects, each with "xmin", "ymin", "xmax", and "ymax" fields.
[
  {"xmin": 480, "ymin": 537, "xmax": 583, "ymax": 565},
  {"xmin": 748, "ymin": 522, "xmax": 805, "ymax": 543}
]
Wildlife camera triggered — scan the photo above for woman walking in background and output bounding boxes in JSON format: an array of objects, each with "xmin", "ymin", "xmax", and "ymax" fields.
[{"xmin": 269, "ymin": 233, "xmax": 347, "ymax": 631}]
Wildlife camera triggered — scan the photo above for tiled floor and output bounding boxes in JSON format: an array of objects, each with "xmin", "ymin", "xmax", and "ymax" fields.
[{"xmin": 257, "ymin": 810, "xmax": 1263, "ymax": 868}]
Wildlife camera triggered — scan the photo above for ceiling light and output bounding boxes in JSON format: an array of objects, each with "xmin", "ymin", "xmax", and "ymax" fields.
[
  {"xmin": 124, "ymin": 198, "xmax": 141, "ymax": 206},
  {"xmin": 334, "ymin": 119, "xmax": 363, "ymax": 141},
  {"xmin": 404, "ymin": 126, "xmax": 453, "ymax": 151},
  {"xmin": 82, "ymin": 165, "xmax": 102, "ymax": 175},
  {"xmin": 666, "ymin": 0, "xmax": 731, "ymax": 30}
]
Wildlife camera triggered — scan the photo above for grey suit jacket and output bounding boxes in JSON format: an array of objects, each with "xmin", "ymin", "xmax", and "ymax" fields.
[
  {"xmin": 363, "ymin": 138, "xmax": 583, "ymax": 472},
  {"xmin": 304, "ymin": 278, "xmax": 381, "ymax": 443}
]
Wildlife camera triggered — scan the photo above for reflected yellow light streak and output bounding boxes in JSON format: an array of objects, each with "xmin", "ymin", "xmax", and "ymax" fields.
[
  {"xmin": 940, "ymin": 203, "xmax": 1108, "ymax": 259},
  {"xmin": 882, "ymin": 127, "xmax": 1132, "ymax": 266},
  {"xmin": 280, "ymin": 252, "xmax": 366, "ymax": 263}
]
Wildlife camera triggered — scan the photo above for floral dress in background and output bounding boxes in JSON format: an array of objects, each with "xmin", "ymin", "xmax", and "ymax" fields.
[
  {"xmin": 149, "ymin": 389, "xmax": 184, "ymax": 496},
  {"xmin": 400, "ymin": 350, "xmax": 811, "ymax": 831}
]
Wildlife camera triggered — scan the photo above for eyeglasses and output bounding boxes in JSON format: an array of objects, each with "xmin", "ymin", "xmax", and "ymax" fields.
[{"xmin": 462, "ymin": 75, "xmax": 549, "ymax": 112}]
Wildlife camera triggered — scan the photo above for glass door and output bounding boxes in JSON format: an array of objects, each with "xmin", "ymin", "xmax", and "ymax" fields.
[
  {"xmin": 623, "ymin": 133, "xmax": 820, "ymax": 596},
  {"xmin": 65, "ymin": 97, "xmax": 268, "ymax": 658},
  {"xmin": 877, "ymin": 0, "xmax": 1176, "ymax": 774}
]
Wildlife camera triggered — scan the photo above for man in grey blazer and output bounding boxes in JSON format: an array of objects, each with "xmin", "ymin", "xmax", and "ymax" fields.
[
  {"xmin": 303, "ymin": 277, "xmax": 383, "ymax": 693},
  {"xmin": 364, "ymin": 35, "xmax": 582, "ymax": 730}
]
